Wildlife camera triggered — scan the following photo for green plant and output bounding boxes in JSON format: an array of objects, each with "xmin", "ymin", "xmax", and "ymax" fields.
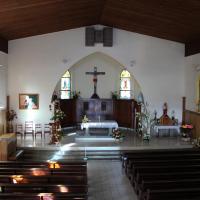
[
  {"xmin": 136, "ymin": 102, "xmax": 155, "ymax": 140},
  {"xmin": 71, "ymin": 91, "xmax": 81, "ymax": 99},
  {"xmin": 7, "ymin": 110, "xmax": 17, "ymax": 122},
  {"xmin": 111, "ymin": 91, "xmax": 118, "ymax": 99}
]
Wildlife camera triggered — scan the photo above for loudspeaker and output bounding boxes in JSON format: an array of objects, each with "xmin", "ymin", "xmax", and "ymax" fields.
[
  {"xmin": 85, "ymin": 27, "xmax": 95, "ymax": 46},
  {"xmin": 95, "ymin": 30, "xmax": 103, "ymax": 43},
  {"xmin": 85, "ymin": 27, "xmax": 113, "ymax": 46},
  {"xmin": 103, "ymin": 27, "xmax": 113, "ymax": 47}
]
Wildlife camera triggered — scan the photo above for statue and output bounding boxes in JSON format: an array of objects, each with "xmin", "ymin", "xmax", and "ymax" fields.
[
  {"xmin": 160, "ymin": 102, "xmax": 173, "ymax": 125},
  {"xmin": 162, "ymin": 102, "xmax": 168, "ymax": 116}
]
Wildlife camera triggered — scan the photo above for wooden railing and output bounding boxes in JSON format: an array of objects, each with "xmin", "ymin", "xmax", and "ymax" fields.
[{"xmin": 185, "ymin": 110, "xmax": 200, "ymax": 139}]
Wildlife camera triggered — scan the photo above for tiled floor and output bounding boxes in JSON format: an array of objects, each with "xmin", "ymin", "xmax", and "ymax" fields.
[
  {"xmin": 88, "ymin": 160, "xmax": 137, "ymax": 200},
  {"xmin": 17, "ymin": 130, "xmax": 192, "ymax": 150}
]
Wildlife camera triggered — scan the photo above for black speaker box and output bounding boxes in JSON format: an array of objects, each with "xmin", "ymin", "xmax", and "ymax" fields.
[
  {"xmin": 85, "ymin": 27, "xmax": 95, "ymax": 46},
  {"xmin": 103, "ymin": 27, "xmax": 113, "ymax": 47}
]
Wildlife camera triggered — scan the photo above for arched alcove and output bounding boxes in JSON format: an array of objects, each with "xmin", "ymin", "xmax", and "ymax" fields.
[{"xmin": 53, "ymin": 52, "xmax": 142, "ymax": 100}]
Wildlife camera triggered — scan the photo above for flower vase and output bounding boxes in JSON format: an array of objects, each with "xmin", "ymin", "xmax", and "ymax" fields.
[
  {"xmin": 143, "ymin": 126, "xmax": 150, "ymax": 141},
  {"xmin": 115, "ymin": 138, "xmax": 120, "ymax": 143},
  {"xmin": 7, "ymin": 121, "xmax": 14, "ymax": 133}
]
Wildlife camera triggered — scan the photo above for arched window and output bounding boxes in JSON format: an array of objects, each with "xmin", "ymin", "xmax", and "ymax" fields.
[
  {"xmin": 60, "ymin": 70, "xmax": 71, "ymax": 99},
  {"xmin": 120, "ymin": 70, "xmax": 131, "ymax": 99}
]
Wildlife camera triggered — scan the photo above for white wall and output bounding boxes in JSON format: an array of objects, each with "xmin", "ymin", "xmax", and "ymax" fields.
[
  {"xmin": 0, "ymin": 52, "xmax": 7, "ymax": 109},
  {"xmin": 8, "ymin": 27, "xmax": 185, "ymax": 124},
  {"xmin": 0, "ymin": 51, "xmax": 7, "ymax": 133},
  {"xmin": 185, "ymin": 53, "xmax": 200, "ymax": 111},
  {"xmin": 54, "ymin": 52, "xmax": 141, "ymax": 99}
]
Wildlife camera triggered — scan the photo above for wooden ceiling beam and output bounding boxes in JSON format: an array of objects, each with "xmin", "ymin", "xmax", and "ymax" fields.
[{"xmin": 0, "ymin": 36, "xmax": 8, "ymax": 54}]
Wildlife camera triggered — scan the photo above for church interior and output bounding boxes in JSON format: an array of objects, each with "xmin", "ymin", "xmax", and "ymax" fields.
[{"xmin": 0, "ymin": 1, "xmax": 200, "ymax": 199}]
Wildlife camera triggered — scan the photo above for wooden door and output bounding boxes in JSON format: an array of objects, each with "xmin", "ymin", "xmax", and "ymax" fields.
[{"xmin": 60, "ymin": 99, "xmax": 76, "ymax": 127}]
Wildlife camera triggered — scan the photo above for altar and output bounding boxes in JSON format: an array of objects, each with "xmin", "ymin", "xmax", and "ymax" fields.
[
  {"xmin": 153, "ymin": 125, "xmax": 181, "ymax": 137},
  {"xmin": 81, "ymin": 120, "xmax": 118, "ymax": 136}
]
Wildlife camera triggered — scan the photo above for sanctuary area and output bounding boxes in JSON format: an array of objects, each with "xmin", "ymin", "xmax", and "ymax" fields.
[{"xmin": 0, "ymin": 1, "xmax": 200, "ymax": 200}]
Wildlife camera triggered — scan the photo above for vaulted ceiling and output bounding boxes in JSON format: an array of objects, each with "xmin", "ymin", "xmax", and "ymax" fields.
[{"xmin": 0, "ymin": 0, "xmax": 200, "ymax": 55}]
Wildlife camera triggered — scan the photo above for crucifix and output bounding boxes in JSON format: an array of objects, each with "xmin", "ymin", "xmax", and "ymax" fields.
[{"xmin": 86, "ymin": 66, "xmax": 105, "ymax": 99}]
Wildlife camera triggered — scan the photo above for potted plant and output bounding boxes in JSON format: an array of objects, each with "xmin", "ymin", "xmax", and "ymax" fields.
[
  {"xmin": 180, "ymin": 124, "xmax": 193, "ymax": 141},
  {"xmin": 71, "ymin": 91, "xmax": 81, "ymax": 99},
  {"xmin": 111, "ymin": 91, "xmax": 118, "ymax": 99},
  {"xmin": 6, "ymin": 109, "xmax": 17, "ymax": 133}
]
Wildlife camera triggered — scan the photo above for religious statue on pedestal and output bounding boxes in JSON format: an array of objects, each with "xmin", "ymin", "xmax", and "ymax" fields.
[
  {"xmin": 162, "ymin": 102, "xmax": 168, "ymax": 116},
  {"xmin": 160, "ymin": 102, "xmax": 173, "ymax": 125}
]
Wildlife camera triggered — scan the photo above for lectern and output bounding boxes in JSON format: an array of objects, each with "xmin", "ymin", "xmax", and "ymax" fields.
[{"xmin": 0, "ymin": 133, "xmax": 16, "ymax": 160}]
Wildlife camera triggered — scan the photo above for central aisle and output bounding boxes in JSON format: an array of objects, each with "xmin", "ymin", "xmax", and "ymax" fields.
[{"xmin": 87, "ymin": 160, "xmax": 137, "ymax": 200}]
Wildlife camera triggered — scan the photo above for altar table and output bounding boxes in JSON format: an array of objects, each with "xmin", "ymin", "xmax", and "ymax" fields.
[
  {"xmin": 153, "ymin": 125, "xmax": 180, "ymax": 137},
  {"xmin": 81, "ymin": 120, "xmax": 118, "ymax": 136}
]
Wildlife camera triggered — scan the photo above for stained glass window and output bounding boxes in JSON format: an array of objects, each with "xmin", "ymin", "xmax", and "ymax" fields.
[
  {"xmin": 60, "ymin": 70, "xmax": 71, "ymax": 99},
  {"xmin": 120, "ymin": 70, "xmax": 131, "ymax": 99}
]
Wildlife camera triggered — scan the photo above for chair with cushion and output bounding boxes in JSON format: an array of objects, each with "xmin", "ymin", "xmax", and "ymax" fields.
[
  {"xmin": 24, "ymin": 121, "xmax": 34, "ymax": 140},
  {"xmin": 35, "ymin": 123, "xmax": 42, "ymax": 139},
  {"xmin": 44, "ymin": 124, "xmax": 51, "ymax": 139}
]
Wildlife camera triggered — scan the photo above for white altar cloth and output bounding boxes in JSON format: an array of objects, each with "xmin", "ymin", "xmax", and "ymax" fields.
[
  {"xmin": 153, "ymin": 125, "xmax": 180, "ymax": 137},
  {"xmin": 81, "ymin": 120, "xmax": 118, "ymax": 135}
]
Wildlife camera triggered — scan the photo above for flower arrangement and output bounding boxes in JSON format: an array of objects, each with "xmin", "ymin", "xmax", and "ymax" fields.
[
  {"xmin": 180, "ymin": 124, "xmax": 193, "ymax": 140},
  {"xmin": 112, "ymin": 129, "xmax": 124, "ymax": 140},
  {"xmin": 111, "ymin": 91, "xmax": 118, "ymax": 99},
  {"xmin": 6, "ymin": 110, "xmax": 17, "ymax": 122},
  {"xmin": 181, "ymin": 124, "xmax": 193, "ymax": 129},
  {"xmin": 71, "ymin": 91, "xmax": 81, "ymax": 99},
  {"xmin": 82, "ymin": 115, "xmax": 89, "ymax": 123},
  {"xmin": 136, "ymin": 102, "xmax": 154, "ymax": 140}
]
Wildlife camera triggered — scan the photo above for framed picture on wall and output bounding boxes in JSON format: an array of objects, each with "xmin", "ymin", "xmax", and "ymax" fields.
[{"xmin": 19, "ymin": 93, "xmax": 39, "ymax": 110}]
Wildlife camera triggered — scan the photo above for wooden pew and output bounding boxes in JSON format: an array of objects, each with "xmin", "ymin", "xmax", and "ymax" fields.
[
  {"xmin": 122, "ymin": 150, "xmax": 200, "ymax": 200},
  {"xmin": 0, "ymin": 160, "xmax": 87, "ymax": 168},
  {"xmin": 135, "ymin": 171, "xmax": 200, "ymax": 188},
  {"xmin": 139, "ymin": 179, "xmax": 200, "ymax": 200},
  {"xmin": 122, "ymin": 148, "xmax": 200, "ymax": 166},
  {"xmin": 145, "ymin": 188, "xmax": 200, "ymax": 200},
  {"xmin": 129, "ymin": 164, "xmax": 200, "ymax": 182},
  {"xmin": 0, "ymin": 183, "xmax": 88, "ymax": 193},
  {"xmin": 123, "ymin": 153, "xmax": 200, "ymax": 169},
  {"xmin": 0, "ymin": 159, "xmax": 88, "ymax": 200},
  {"xmin": 0, "ymin": 193, "xmax": 87, "ymax": 200},
  {"xmin": 0, "ymin": 175, "xmax": 87, "ymax": 185},
  {"xmin": 0, "ymin": 168, "xmax": 87, "ymax": 175},
  {"xmin": 126, "ymin": 158, "xmax": 200, "ymax": 175}
]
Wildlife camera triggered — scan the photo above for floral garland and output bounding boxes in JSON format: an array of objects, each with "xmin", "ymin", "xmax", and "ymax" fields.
[{"xmin": 49, "ymin": 100, "xmax": 65, "ymax": 144}]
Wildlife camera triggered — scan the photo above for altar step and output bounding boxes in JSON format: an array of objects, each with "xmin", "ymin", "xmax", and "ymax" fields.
[{"xmin": 17, "ymin": 148, "xmax": 121, "ymax": 161}]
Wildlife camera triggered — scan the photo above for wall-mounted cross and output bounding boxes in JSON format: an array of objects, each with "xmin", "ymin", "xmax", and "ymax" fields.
[{"xmin": 86, "ymin": 66, "xmax": 105, "ymax": 98}]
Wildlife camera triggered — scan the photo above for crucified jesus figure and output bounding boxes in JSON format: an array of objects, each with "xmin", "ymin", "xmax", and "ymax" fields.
[{"xmin": 85, "ymin": 66, "xmax": 105, "ymax": 99}]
